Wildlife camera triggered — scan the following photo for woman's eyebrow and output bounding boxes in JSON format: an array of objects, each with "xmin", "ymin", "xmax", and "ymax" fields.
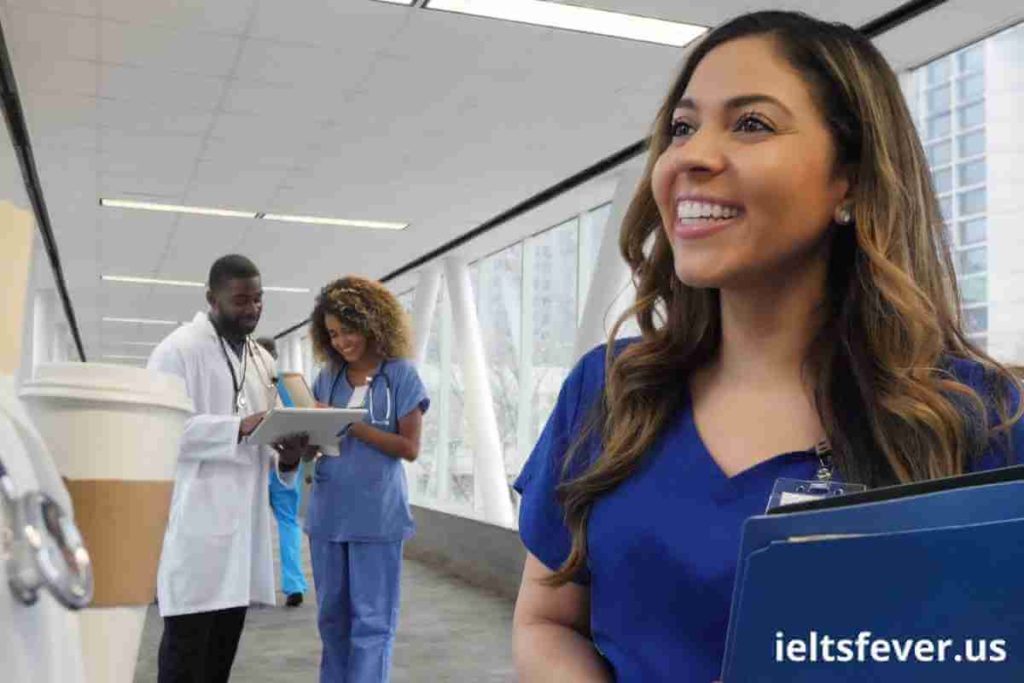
[{"xmin": 675, "ymin": 93, "xmax": 793, "ymax": 116}]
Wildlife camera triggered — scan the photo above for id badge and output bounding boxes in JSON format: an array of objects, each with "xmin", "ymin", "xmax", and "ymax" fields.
[{"xmin": 766, "ymin": 477, "xmax": 867, "ymax": 512}]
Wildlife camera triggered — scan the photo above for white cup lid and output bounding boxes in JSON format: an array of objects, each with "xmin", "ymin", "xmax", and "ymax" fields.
[{"xmin": 19, "ymin": 363, "xmax": 193, "ymax": 413}]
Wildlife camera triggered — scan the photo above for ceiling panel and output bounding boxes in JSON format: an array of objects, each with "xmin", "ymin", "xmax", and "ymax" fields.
[
  {"xmin": 99, "ymin": 20, "xmax": 242, "ymax": 76},
  {"xmin": 98, "ymin": 0, "xmax": 255, "ymax": 34},
  {"xmin": 2, "ymin": 9, "xmax": 97, "ymax": 61},
  {"xmin": 99, "ymin": 64, "xmax": 226, "ymax": 110},
  {"xmin": 98, "ymin": 98, "xmax": 216, "ymax": 135},
  {"xmin": 248, "ymin": 0, "xmax": 407, "ymax": 48},
  {"xmin": 5, "ymin": 0, "xmax": 98, "ymax": 17},
  {"xmin": 17, "ymin": 58, "xmax": 97, "ymax": 97}
]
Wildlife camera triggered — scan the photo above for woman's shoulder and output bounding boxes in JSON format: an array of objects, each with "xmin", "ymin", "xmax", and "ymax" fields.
[
  {"xmin": 942, "ymin": 355, "xmax": 1022, "ymax": 402},
  {"xmin": 574, "ymin": 337, "xmax": 639, "ymax": 385}
]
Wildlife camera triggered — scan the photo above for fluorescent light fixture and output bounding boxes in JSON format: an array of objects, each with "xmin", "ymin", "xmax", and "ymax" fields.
[
  {"xmin": 260, "ymin": 213, "xmax": 407, "ymax": 230},
  {"xmin": 102, "ymin": 317, "xmax": 180, "ymax": 326},
  {"xmin": 263, "ymin": 285, "xmax": 312, "ymax": 293},
  {"xmin": 374, "ymin": 0, "xmax": 416, "ymax": 4},
  {"xmin": 100, "ymin": 198, "xmax": 255, "ymax": 219},
  {"xmin": 100, "ymin": 198, "xmax": 406, "ymax": 231},
  {"xmin": 425, "ymin": 0, "xmax": 707, "ymax": 46},
  {"xmin": 103, "ymin": 275, "xmax": 202, "ymax": 287},
  {"xmin": 103, "ymin": 274, "xmax": 310, "ymax": 293},
  {"xmin": 122, "ymin": 341, "xmax": 160, "ymax": 347},
  {"xmin": 103, "ymin": 354, "xmax": 150, "ymax": 361}
]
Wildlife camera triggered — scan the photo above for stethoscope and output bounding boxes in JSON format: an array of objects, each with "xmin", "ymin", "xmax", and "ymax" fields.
[
  {"xmin": 0, "ymin": 454, "xmax": 93, "ymax": 609},
  {"xmin": 328, "ymin": 360, "xmax": 393, "ymax": 427},
  {"xmin": 210, "ymin": 317, "xmax": 276, "ymax": 414}
]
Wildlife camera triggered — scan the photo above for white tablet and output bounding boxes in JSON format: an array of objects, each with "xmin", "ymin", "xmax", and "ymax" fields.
[{"xmin": 247, "ymin": 407, "xmax": 367, "ymax": 452}]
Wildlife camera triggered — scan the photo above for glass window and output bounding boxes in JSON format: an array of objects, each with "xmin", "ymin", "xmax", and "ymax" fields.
[
  {"xmin": 475, "ymin": 243, "xmax": 524, "ymax": 476},
  {"xmin": 957, "ymin": 73, "xmax": 985, "ymax": 101},
  {"xmin": 957, "ymin": 246, "xmax": 986, "ymax": 274},
  {"xmin": 958, "ymin": 129, "xmax": 985, "ymax": 158},
  {"xmin": 926, "ymin": 85, "xmax": 951, "ymax": 114},
  {"xmin": 957, "ymin": 45, "xmax": 983, "ymax": 74},
  {"xmin": 527, "ymin": 218, "xmax": 578, "ymax": 444},
  {"xmin": 964, "ymin": 306, "xmax": 988, "ymax": 334},
  {"xmin": 926, "ymin": 141, "xmax": 951, "ymax": 166},
  {"xmin": 957, "ymin": 159, "xmax": 986, "ymax": 187},
  {"xmin": 926, "ymin": 58, "xmax": 950, "ymax": 84},
  {"xmin": 415, "ymin": 279, "xmax": 444, "ymax": 501},
  {"xmin": 578, "ymin": 203, "xmax": 611, "ymax": 321},
  {"xmin": 926, "ymin": 113, "xmax": 951, "ymax": 140},
  {"xmin": 958, "ymin": 217, "xmax": 986, "ymax": 245},
  {"xmin": 961, "ymin": 276, "xmax": 987, "ymax": 305},
  {"xmin": 957, "ymin": 188, "xmax": 986, "ymax": 216},
  {"xmin": 939, "ymin": 196, "xmax": 953, "ymax": 222},
  {"xmin": 957, "ymin": 101, "xmax": 984, "ymax": 129},
  {"xmin": 932, "ymin": 168, "xmax": 952, "ymax": 194}
]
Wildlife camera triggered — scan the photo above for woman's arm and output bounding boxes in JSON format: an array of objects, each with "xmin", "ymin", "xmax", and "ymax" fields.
[
  {"xmin": 513, "ymin": 553, "xmax": 612, "ymax": 682},
  {"xmin": 348, "ymin": 409, "xmax": 422, "ymax": 462}
]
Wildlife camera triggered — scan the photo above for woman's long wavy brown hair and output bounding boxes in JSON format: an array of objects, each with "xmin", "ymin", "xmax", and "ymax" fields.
[
  {"xmin": 548, "ymin": 11, "xmax": 1024, "ymax": 585},
  {"xmin": 309, "ymin": 276, "xmax": 412, "ymax": 368}
]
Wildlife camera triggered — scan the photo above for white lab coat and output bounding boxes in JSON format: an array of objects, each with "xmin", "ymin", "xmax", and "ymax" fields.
[
  {"xmin": 148, "ymin": 311, "xmax": 294, "ymax": 617},
  {"xmin": 0, "ymin": 375, "xmax": 86, "ymax": 683}
]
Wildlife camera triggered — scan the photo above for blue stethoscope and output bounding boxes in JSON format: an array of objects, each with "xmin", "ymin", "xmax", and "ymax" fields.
[{"xmin": 328, "ymin": 360, "xmax": 393, "ymax": 427}]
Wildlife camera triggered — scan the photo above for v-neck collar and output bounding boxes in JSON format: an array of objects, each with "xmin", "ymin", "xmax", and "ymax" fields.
[{"xmin": 680, "ymin": 396, "xmax": 818, "ymax": 503}]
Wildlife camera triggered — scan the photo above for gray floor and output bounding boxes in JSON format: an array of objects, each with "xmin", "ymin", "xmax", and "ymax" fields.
[{"xmin": 134, "ymin": 534, "xmax": 516, "ymax": 682}]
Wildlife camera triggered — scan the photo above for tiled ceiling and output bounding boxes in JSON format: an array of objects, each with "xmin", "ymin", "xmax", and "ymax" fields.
[{"xmin": 1, "ymin": 0, "xmax": 1021, "ymax": 360}]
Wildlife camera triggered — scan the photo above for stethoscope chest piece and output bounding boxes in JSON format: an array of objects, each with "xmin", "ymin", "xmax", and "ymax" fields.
[{"xmin": 2, "ymin": 482, "xmax": 93, "ymax": 609}]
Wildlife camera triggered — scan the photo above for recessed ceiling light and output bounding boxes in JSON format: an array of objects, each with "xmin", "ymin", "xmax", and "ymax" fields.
[
  {"xmin": 103, "ymin": 354, "xmax": 150, "ymax": 360},
  {"xmin": 102, "ymin": 275, "xmax": 310, "ymax": 293},
  {"xmin": 260, "ymin": 213, "xmax": 407, "ymax": 230},
  {"xmin": 424, "ymin": 0, "xmax": 707, "ymax": 47},
  {"xmin": 100, "ymin": 198, "xmax": 255, "ymax": 219},
  {"xmin": 99, "ymin": 198, "xmax": 406, "ymax": 231},
  {"xmin": 102, "ymin": 317, "xmax": 180, "ymax": 326}
]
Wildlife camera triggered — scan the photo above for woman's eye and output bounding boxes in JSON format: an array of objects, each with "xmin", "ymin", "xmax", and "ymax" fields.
[
  {"xmin": 735, "ymin": 114, "xmax": 773, "ymax": 134},
  {"xmin": 670, "ymin": 119, "xmax": 695, "ymax": 138}
]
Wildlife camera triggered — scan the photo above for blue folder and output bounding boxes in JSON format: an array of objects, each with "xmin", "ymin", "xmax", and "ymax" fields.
[{"xmin": 721, "ymin": 471, "xmax": 1024, "ymax": 681}]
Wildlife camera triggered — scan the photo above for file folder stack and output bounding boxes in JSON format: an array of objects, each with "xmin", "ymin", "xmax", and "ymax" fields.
[{"xmin": 721, "ymin": 466, "xmax": 1024, "ymax": 682}]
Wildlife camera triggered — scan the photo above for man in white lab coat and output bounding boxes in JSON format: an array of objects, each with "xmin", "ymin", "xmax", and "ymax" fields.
[{"xmin": 148, "ymin": 254, "xmax": 306, "ymax": 683}]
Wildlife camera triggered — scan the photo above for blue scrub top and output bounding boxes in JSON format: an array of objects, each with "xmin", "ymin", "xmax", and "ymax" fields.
[
  {"xmin": 514, "ymin": 340, "xmax": 1024, "ymax": 682},
  {"xmin": 305, "ymin": 358, "xmax": 429, "ymax": 542}
]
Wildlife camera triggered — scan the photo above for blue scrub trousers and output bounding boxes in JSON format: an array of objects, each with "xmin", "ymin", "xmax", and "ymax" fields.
[
  {"xmin": 269, "ymin": 464, "xmax": 309, "ymax": 596},
  {"xmin": 309, "ymin": 539, "xmax": 403, "ymax": 683}
]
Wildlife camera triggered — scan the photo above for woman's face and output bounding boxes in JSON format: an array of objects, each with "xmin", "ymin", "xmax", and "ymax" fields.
[
  {"xmin": 325, "ymin": 314, "xmax": 371, "ymax": 365},
  {"xmin": 651, "ymin": 35, "xmax": 850, "ymax": 290}
]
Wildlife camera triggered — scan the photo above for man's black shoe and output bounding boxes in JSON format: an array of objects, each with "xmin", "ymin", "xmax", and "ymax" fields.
[{"xmin": 285, "ymin": 593, "xmax": 303, "ymax": 607}]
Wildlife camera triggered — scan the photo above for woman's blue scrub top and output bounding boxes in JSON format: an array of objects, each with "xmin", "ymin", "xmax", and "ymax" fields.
[
  {"xmin": 305, "ymin": 358, "xmax": 429, "ymax": 542},
  {"xmin": 514, "ymin": 341, "xmax": 1024, "ymax": 682}
]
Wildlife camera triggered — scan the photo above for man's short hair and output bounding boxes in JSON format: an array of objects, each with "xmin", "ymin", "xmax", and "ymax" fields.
[{"xmin": 208, "ymin": 254, "xmax": 260, "ymax": 291}]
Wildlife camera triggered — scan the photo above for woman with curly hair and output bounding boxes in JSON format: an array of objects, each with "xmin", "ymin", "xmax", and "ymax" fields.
[
  {"xmin": 303, "ymin": 275, "xmax": 429, "ymax": 683},
  {"xmin": 511, "ymin": 11, "xmax": 1024, "ymax": 682}
]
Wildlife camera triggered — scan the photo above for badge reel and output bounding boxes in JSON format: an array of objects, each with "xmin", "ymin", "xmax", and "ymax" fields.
[{"xmin": 766, "ymin": 441, "xmax": 867, "ymax": 512}]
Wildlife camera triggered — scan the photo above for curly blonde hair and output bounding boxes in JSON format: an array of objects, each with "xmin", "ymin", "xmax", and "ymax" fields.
[{"xmin": 309, "ymin": 276, "xmax": 413, "ymax": 367}]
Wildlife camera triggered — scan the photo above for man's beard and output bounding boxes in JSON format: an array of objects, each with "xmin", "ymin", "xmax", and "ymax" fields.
[{"xmin": 213, "ymin": 313, "xmax": 258, "ymax": 340}]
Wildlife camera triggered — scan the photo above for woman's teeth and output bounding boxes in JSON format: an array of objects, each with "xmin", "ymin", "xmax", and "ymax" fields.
[{"xmin": 676, "ymin": 200, "xmax": 740, "ymax": 220}]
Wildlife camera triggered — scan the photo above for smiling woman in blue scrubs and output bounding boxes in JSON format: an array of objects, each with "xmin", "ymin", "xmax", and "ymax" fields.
[
  {"xmin": 512, "ymin": 11, "xmax": 1024, "ymax": 683},
  {"xmin": 304, "ymin": 276, "xmax": 428, "ymax": 683}
]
